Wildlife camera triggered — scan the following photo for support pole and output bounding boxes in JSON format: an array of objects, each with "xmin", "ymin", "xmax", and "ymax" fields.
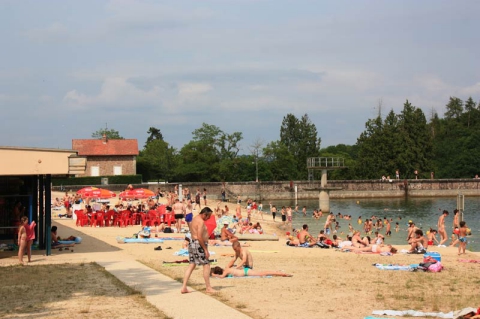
[
  {"xmin": 45, "ymin": 175, "xmax": 52, "ymax": 256},
  {"xmin": 38, "ymin": 175, "xmax": 44, "ymax": 249},
  {"xmin": 319, "ymin": 190, "xmax": 330, "ymax": 213}
]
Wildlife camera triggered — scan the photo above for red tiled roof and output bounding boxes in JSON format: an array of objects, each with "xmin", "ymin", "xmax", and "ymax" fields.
[{"xmin": 72, "ymin": 139, "xmax": 139, "ymax": 156}]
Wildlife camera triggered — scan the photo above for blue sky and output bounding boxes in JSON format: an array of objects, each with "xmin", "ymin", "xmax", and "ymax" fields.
[{"xmin": 1, "ymin": 0, "xmax": 479, "ymax": 152}]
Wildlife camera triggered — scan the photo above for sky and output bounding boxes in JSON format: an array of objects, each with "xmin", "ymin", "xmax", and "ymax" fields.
[{"xmin": 1, "ymin": 0, "xmax": 479, "ymax": 153}]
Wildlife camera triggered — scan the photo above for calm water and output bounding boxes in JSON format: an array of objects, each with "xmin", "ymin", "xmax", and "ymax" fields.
[{"xmin": 268, "ymin": 197, "xmax": 480, "ymax": 252}]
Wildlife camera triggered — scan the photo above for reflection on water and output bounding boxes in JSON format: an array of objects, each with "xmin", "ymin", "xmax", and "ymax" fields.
[{"xmin": 268, "ymin": 197, "xmax": 480, "ymax": 252}]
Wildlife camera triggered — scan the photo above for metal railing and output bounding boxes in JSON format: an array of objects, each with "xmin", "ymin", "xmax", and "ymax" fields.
[{"xmin": 307, "ymin": 157, "xmax": 345, "ymax": 169}]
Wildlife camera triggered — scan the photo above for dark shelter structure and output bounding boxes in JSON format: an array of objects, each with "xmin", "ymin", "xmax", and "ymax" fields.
[{"xmin": 0, "ymin": 146, "xmax": 85, "ymax": 256}]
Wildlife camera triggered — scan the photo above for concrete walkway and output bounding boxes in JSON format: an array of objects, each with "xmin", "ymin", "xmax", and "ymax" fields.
[{"xmin": 97, "ymin": 257, "xmax": 251, "ymax": 319}]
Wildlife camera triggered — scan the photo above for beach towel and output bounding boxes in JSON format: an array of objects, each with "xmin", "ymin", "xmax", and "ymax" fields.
[
  {"xmin": 372, "ymin": 309, "xmax": 453, "ymax": 318},
  {"xmin": 374, "ymin": 263, "xmax": 417, "ymax": 271},
  {"xmin": 162, "ymin": 259, "xmax": 217, "ymax": 266},
  {"xmin": 58, "ymin": 237, "xmax": 82, "ymax": 245},
  {"xmin": 174, "ymin": 249, "xmax": 215, "ymax": 256},
  {"xmin": 116, "ymin": 236, "xmax": 164, "ymax": 244}
]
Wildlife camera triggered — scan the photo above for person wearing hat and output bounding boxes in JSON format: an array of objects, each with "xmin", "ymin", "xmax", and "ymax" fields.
[{"xmin": 220, "ymin": 221, "xmax": 238, "ymax": 243}]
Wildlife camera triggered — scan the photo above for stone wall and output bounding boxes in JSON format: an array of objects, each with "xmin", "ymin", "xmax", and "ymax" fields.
[
  {"xmin": 56, "ymin": 179, "xmax": 480, "ymax": 200},
  {"xmin": 148, "ymin": 179, "xmax": 480, "ymax": 200}
]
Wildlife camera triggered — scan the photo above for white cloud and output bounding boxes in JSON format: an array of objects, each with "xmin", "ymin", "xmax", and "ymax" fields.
[{"xmin": 63, "ymin": 77, "xmax": 163, "ymax": 110}]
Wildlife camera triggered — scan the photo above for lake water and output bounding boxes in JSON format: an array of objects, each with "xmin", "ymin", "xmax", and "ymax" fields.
[{"xmin": 268, "ymin": 197, "xmax": 480, "ymax": 252}]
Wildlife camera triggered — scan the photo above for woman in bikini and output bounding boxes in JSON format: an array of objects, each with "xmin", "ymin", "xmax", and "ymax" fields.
[
  {"xmin": 342, "ymin": 244, "xmax": 398, "ymax": 254},
  {"xmin": 210, "ymin": 266, "xmax": 292, "ymax": 278}
]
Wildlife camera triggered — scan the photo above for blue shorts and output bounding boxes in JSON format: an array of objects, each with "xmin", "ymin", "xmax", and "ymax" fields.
[
  {"xmin": 300, "ymin": 242, "xmax": 310, "ymax": 247},
  {"xmin": 185, "ymin": 213, "xmax": 193, "ymax": 223},
  {"xmin": 459, "ymin": 237, "xmax": 467, "ymax": 243}
]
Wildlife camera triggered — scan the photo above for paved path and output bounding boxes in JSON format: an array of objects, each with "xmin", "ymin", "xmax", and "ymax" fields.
[{"xmin": 97, "ymin": 257, "xmax": 251, "ymax": 319}]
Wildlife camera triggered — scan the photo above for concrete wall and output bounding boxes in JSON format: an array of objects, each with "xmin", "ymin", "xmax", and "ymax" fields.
[
  {"xmin": 159, "ymin": 179, "xmax": 480, "ymax": 200},
  {"xmin": 56, "ymin": 179, "xmax": 480, "ymax": 200}
]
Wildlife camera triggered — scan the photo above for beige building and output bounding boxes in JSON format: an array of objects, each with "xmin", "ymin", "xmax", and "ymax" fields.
[{"xmin": 0, "ymin": 146, "xmax": 85, "ymax": 255}]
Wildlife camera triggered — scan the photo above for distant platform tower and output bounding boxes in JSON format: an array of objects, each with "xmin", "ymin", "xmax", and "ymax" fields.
[{"xmin": 306, "ymin": 157, "xmax": 347, "ymax": 213}]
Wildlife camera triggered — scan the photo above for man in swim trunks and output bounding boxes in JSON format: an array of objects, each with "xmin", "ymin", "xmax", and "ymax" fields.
[
  {"xmin": 278, "ymin": 206, "xmax": 285, "ymax": 225},
  {"xmin": 173, "ymin": 198, "xmax": 185, "ymax": 233},
  {"xmin": 181, "ymin": 207, "xmax": 216, "ymax": 294},
  {"xmin": 227, "ymin": 241, "xmax": 253, "ymax": 269},
  {"xmin": 298, "ymin": 224, "xmax": 317, "ymax": 247},
  {"xmin": 408, "ymin": 229, "xmax": 428, "ymax": 253}
]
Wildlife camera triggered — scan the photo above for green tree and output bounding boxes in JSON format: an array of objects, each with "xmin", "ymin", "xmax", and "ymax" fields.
[
  {"xmin": 145, "ymin": 127, "xmax": 164, "ymax": 147},
  {"xmin": 279, "ymin": 113, "xmax": 321, "ymax": 179},
  {"xmin": 177, "ymin": 123, "xmax": 243, "ymax": 182},
  {"xmin": 463, "ymin": 97, "xmax": 478, "ymax": 128},
  {"xmin": 354, "ymin": 100, "xmax": 433, "ymax": 179},
  {"xmin": 176, "ymin": 140, "xmax": 219, "ymax": 182},
  {"xmin": 263, "ymin": 141, "xmax": 296, "ymax": 181},
  {"xmin": 354, "ymin": 116, "xmax": 384, "ymax": 179},
  {"xmin": 91, "ymin": 128, "xmax": 123, "ymax": 139},
  {"xmin": 444, "ymin": 97, "xmax": 464, "ymax": 120},
  {"xmin": 396, "ymin": 100, "xmax": 433, "ymax": 179},
  {"xmin": 136, "ymin": 139, "xmax": 176, "ymax": 182}
]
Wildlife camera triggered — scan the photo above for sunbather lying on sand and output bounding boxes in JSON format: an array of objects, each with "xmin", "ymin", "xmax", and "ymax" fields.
[
  {"xmin": 341, "ymin": 244, "xmax": 397, "ymax": 254},
  {"xmin": 210, "ymin": 266, "xmax": 292, "ymax": 278}
]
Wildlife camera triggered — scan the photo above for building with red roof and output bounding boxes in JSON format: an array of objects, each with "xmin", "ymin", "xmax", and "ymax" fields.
[{"xmin": 72, "ymin": 135, "xmax": 139, "ymax": 177}]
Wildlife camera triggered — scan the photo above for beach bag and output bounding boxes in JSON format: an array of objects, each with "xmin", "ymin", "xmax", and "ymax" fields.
[
  {"xmin": 418, "ymin": 262, "xmax": 435, "ymax": 271},
  {"xmin": 422, "ymin": 256, "xmax": 437, "ymax": 264},
  {"xmin": 428, "ymin": 262, "xmax": 443, "ymax": 272}
]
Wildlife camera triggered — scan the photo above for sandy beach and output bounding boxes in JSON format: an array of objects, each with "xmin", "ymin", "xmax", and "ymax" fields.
[{"xmin": 1, "ymin": 191, "xmax": 479, "ymax": 319}]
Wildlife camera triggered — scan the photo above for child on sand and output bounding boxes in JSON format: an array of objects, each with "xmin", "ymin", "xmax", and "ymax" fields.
[
  {"xmin": 458, "ymin": 221, "xmax": 468, "ymax": 255},
  {"xmin": 427, "ymin": 229, "xmax": 439, "ymax": 246}
]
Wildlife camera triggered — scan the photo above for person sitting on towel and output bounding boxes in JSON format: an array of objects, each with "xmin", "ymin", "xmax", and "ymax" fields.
[
  {"xmin": 298, "ymin": 224, "xmax": 317, "ymax": 247},
  {"xmin": 408, "ymin": 229, "xmax": 428, "ymax": 253}
]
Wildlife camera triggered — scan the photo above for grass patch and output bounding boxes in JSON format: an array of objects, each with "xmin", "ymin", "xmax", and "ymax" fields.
[{"xmin": 0, "ymin": 263, "xmax": 169, "ymax": 318}]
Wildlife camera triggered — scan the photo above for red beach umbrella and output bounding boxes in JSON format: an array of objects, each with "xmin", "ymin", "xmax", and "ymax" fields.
[
  {"xmin": 119, "ymin": 188, "xmax": 155, "ymax": 199},
  {"xmin": 204, "ymin": 214, "xmax": 217, "ymax": 237},
  {"xmin": 76, "ymin": 186, "xmax": 99, "ymax": 195},
  {"xmin": 77, "ymin": 187, "xmax": 116, "ymax": 199}
]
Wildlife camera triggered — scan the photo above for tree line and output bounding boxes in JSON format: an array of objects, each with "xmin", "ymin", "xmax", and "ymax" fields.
[{"xmin": 94, "ymin": 95, "xmax": 480, "ymax": 182}]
